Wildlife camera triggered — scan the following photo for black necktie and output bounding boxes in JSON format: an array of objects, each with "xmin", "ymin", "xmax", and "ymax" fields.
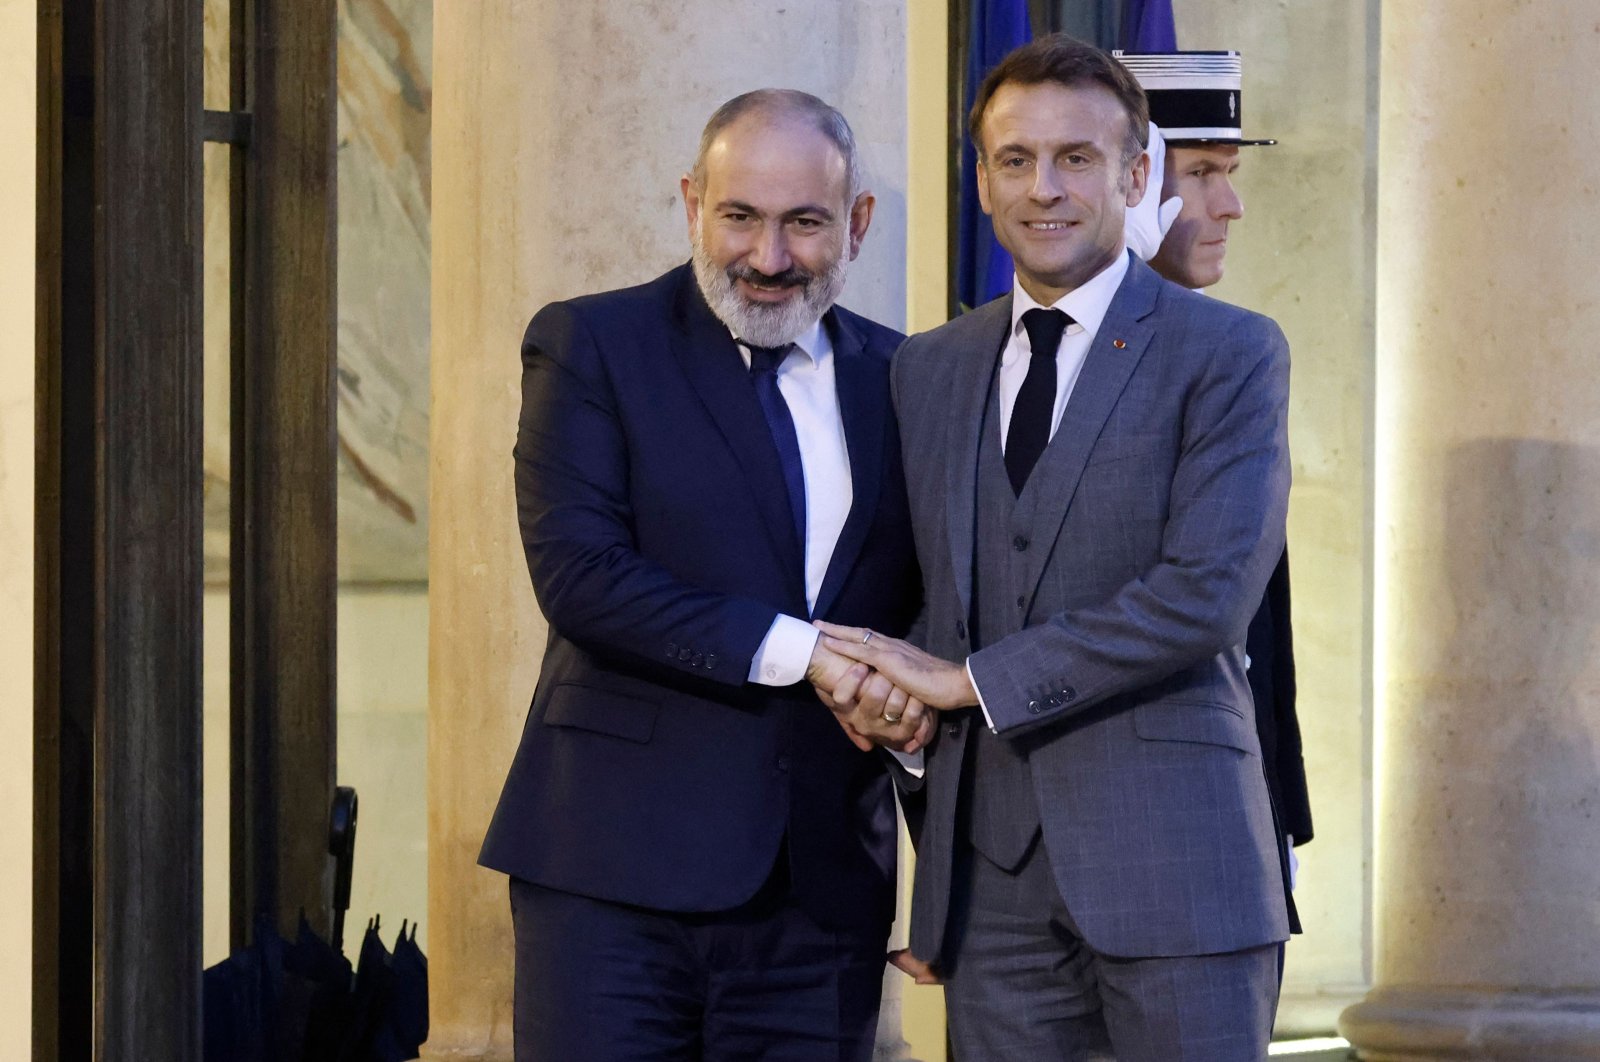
[
  {"xmin": 1005, "ymin": 308, "xmax": 1072, "ymax": 495},
  {"xmin": 745, "ymin": 342, "xmax": 808, "ymax": 555}
]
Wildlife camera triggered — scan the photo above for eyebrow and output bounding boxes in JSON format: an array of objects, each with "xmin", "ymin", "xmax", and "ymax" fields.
[
  {"xmin": 993, "ymin": 139, "xmax": 1102, "ymax": 158},
  {"xmin": 1184, "ymin": 157, "xmax": 1241, "ymax": 174},
  {"xmin": 715, "ymin": 199, "xmax": 837, "ymax": 222}
]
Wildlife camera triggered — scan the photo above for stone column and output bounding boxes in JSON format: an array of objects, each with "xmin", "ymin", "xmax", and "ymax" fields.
[
  {"xmin": 427, "ymin": 3, "xmax": 908, "ymax": 1057},
  {"xmin": 1340, "ymin": 4, "xmax": 1600, "ymax": 1058}
]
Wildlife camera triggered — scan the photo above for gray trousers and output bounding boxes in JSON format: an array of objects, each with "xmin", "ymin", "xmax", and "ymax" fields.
[{"xmin": 942, "ymin": 836, "xmax": 1279, "ymax": 1062}]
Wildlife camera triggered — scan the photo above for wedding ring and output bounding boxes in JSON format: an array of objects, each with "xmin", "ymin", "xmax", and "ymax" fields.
[
  {"xmin": 883, "ymin": 712, "xmax": 901, "ymax": 723},
  {"xmin": 861, "ymin": 630, "xmax": 875, "ymax": 645}
]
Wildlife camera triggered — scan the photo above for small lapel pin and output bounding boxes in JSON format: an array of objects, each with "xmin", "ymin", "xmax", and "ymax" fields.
[{"xmin": 1112, "ymin": 338, "xmax": 1127, "ymax": 349}]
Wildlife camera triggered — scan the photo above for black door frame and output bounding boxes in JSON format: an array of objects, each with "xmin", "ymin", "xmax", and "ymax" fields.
[{"xmin": 34, "ymin": 0, "xmax": 337, "ymax": 1053}]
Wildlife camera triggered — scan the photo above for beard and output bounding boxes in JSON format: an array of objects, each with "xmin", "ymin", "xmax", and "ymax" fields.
[{"xmin": 691, "ymin": 226, "xmax": 850, "ymax": 349}]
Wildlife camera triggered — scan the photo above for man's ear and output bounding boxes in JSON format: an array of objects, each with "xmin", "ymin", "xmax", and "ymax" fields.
[
  {"xmin": 847, "ymin": 191, "xmax": 876, "ymax": 260},
  {"xmin": 681, "ymin": 174, "xmax": 701, "ymax": 240},
  {"xmin": 1125, "ymin": 151, "xmax": 1150, "ymax": 209}
]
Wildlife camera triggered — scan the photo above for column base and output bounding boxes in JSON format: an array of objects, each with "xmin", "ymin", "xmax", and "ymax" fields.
[
  {"xmin": 421, "ymin": 1027, "xmax": 513, "ymax": 1062},
  {"xmin": 1341, "ymin": 987, "xmax": 1600, "ymax": 1060}
]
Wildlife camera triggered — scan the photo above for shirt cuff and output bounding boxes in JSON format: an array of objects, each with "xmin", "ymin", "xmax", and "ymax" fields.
[
  {"xmin": 749, "ymin": 614, "xmax": 819, "ymax": 686},
  {"xmin": 889, "ymin": 748, "xmax": 925, "ymax": 778},
  {"xmin": 966, "ymin": 658, "xmax": 998, "ymax": 732}
]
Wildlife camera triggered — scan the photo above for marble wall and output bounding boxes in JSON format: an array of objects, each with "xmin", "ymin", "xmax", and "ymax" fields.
[
  {"xmin": 203, "ymin": 0, "xmax": 433, "ymax": 584},
  {"xmin": 335, "ymin": 0, "xmax": 433, "ymax": 583},
  {"xmin": 0, "ymin": 0, "xmax": 35, "ymax": 1052}
]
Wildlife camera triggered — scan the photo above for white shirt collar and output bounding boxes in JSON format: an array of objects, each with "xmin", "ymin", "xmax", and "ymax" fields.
[
  {"xmin": 731, "ymin": 317, "xmax": 831, "ymax": 367},
  {"xmin": 1009, "ymin": 248, "xmax": 1131, "ymax": 343}
]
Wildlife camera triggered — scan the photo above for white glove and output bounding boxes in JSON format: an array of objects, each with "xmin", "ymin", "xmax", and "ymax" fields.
[{"xmin": 1123, "ymin": 120, "xmax": 1184, "ymax": 261}]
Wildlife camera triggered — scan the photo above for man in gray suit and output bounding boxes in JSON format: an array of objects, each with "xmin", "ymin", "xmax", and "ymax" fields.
[{"xmin": 819, "ymin": 34, "xmax": 1292, "ymax": 1059}]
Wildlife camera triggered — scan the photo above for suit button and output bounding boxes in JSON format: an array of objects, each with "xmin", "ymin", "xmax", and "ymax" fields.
[
  {"xmin": 1044, "ymin": 696, "xmax": 1060, "ymax": 709},
  {"xmin": 1012, "ymin": 535, "xmax": 1029, "ymax": 552},
  {"xmin": 955, "ymin": 620, "xmax": 966, "ymax": 640},
  {"xmin": 1016, "ymin": 595, "xmax": 1027, "ymax": 609},
  {"xmin": 1062, "ymin": 687, "xmax": 1076, "ymax": 701},
  {"xmin": 1027, "ymin": 700, "xmax": 1041, "ymax": 714},
  {"xmin": 678, "ymin": 648, "xmax": 692, "ymax": 662},
  {"xmin": 666, "ymin": 641, "xmax": 678, "ymax": 657},
  {"xmin": 690, "ymin": 651, "xmax": 704, "ymax": 666},
  {"xmin": 947, "ymin": 722, "xmax": 962, "ymax": 738},
  {"xmin": 776, "ymin": 756, "xmax": 790, "ymax": 772},
  {"xmin": 705, "ymin": 653, "xmax": 718, "ymax": 669}
]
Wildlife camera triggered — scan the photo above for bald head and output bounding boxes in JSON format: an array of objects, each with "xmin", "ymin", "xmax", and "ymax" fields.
[{"xmin": 690, "ymin": 89, "xmax": 862, "ymax": 201}]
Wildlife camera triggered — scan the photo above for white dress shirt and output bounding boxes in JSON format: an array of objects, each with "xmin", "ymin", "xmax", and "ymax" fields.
[
  {"xmin": 738, "ymin": 322, "xmax": 924, "ymax": 776},
  {"xmin": 968, "ymin": 250, "xmax": 1132, "ymax": 730},
  {"xmin": 741, "ymin": 319, "xmax": 852, "ymax": 686}
]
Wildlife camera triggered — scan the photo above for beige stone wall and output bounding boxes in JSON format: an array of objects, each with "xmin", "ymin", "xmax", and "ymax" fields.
[
  {"xmin": 903, "ymin": 0, "xmax": 949, "ymax": 1056},
  {"xmin": 0, "ymin": 0, "xmax": 33, "ymax": 1053},
  {"xmin": 202, "ymin": 587, "xmax": 430, "ymax": 967},
  {"xmin": 1176, "ymin": 0, "xmax": 1379, "ymax": 1032}
]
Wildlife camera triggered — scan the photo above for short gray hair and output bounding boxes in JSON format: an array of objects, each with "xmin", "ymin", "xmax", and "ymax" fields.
[{"xmin": 690, "ymin": 89, "xmax": 863, "ymax": 200}]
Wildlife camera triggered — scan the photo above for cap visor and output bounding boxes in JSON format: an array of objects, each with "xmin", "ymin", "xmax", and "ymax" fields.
[{"xmin": 1164, "ymin": 136, "xmax": 1278, "ymax": 147}]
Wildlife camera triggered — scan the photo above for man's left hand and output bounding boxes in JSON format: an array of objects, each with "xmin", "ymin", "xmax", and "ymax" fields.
[{"xmin": 813, "ymin": 622, "xmax": 979, "ymax": 711}]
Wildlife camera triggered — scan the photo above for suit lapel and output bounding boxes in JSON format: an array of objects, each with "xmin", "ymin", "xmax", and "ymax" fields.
[
  {"xmin": 1022, "ymin": 256, "xmax": 1159, "ymax": 595},
  {"xmin": 668, "ymin": 269, "xmax": 807, "ymax": 597},
  {"xmin": 945, "ymin": 297, "xmax": 1014, "ymax": 619},
  {"xmin": 812, "ymin": 310, "xmax": 883, "ymax": 620}
]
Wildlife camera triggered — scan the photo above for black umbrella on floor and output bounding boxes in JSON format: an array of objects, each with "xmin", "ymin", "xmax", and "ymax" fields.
[
  {"xmin": 339, "ymin": 916, "xmax": 429, "ymax": 1060},
  {"xmin": 202, "ymin": 787, "xmax": 430, "ymax": 1061}
]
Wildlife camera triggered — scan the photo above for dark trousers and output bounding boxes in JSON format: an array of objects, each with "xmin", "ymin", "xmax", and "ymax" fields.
[
  {"xmin": 509, "ymin": 864, "xmax": 888, "ymax": 1062},
  {"xmin": 941, "ymin": 836, "xmax": 1278, "ymax": 1062}
]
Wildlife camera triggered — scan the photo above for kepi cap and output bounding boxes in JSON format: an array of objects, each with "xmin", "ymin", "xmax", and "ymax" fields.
[{"xmin": 1114, "ymin": 50, "xmax": 1276, "ymax": 146}]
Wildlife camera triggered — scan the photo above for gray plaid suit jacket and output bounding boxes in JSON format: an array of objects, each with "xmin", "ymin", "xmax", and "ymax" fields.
[{"xmin": 895, "ymin": 253, "xmax": 1294, "ymax": 964}]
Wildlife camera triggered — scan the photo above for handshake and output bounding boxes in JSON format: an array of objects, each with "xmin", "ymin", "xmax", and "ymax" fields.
[{"xmin": 803, "ymin": 620, "xmax": 980, "ymax": 755}]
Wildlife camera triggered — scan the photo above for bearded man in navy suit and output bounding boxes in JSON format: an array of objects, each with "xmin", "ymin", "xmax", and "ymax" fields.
[{"xmin": 479, "ymin": 89, "xmax": 927, "ymax": 1061}]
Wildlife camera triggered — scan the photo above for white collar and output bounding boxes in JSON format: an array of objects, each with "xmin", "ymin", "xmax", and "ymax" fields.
[
  {"xmin": 1009, "ymin": 248, "xmax": 1130, "ymax": 341},
  {"xmin": 731, "ymin": 317, "xmax": 831, "ymax": 366}
]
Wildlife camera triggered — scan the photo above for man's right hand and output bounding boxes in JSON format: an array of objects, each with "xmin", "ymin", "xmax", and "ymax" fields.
[
  {"xmin": 888, "ymin": 949, "xmax": 944, "ymax": 985},
  {"xmin": 807, "ymin": 640, "xmax": 934, "ymax": 754}
]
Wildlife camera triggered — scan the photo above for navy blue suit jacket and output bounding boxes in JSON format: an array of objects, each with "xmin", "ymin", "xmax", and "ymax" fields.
[{"xmin": 479, "ymin": 264, "xmax": 921, "ymax": 935}]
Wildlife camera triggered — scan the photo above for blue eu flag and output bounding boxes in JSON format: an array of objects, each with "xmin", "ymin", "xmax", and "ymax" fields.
[
  {"xmin": 1120, "ymin": 0, "xmax": 1178, "ymax": 51},
  {"xmin": 956, "ymin": 0, "xmax": 1031, "ymax": 312}
]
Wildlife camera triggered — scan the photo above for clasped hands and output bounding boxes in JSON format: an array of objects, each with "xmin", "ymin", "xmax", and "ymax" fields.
[{"xmin": 804, "ymin": 621, "xmax": 979, "ymax": 755}]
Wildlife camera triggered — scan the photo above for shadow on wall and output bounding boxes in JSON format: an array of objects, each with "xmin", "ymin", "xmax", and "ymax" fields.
[{"xmin": 1403, "ymin": 438, "xmax": 1600, "ymax": 978}]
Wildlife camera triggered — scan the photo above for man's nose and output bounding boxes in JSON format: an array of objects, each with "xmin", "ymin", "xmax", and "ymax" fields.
[
  {"xmin": 1029, "ymin": 164, "xmax": 1065, "ymax": 204},
  {"xmin": 1217, "ymin": 179, "xmax": 1244, "ymax": 221},
  {"xmin": 749, "ymin": 223, "xmax": 792, "ymax": 275}
]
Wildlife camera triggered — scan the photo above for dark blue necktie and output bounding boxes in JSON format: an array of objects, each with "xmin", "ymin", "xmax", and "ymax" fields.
[
  {"xmin": 745, "ymin": 342, "xmax": 808, "ymax": 556},
  {"xmin": 1005, "ymin": 308, "xmax": 1072, "ymax": 495}
]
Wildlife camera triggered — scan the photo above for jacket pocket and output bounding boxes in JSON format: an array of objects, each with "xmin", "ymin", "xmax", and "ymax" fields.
[
  {"xmin": 541, "ymin": 682, "xmax": 659, "ymax": 744},
  {"xmin": 1132, "ymin": 700, "xmax": 1255, "ymax": 753},
  {"xmin": 1084, "ymin": 433, "xmax": 1166, "ymax": 467}
]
